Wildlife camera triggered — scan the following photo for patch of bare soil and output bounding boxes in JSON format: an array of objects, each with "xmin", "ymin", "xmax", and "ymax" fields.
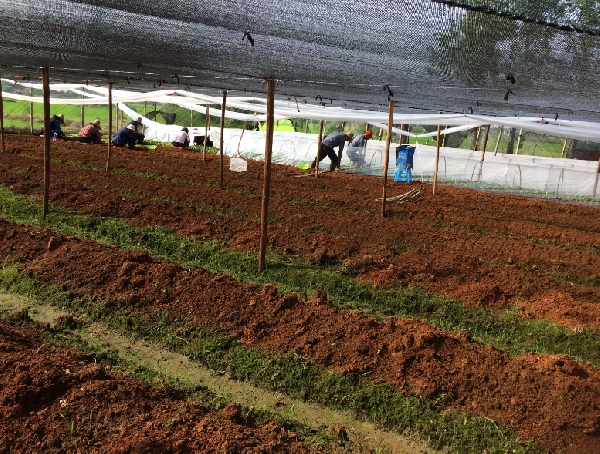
[
  {"xmin": 1, "ymin": 135, "xmax": 599, "ymax": 330},
  {"xmin": 0, "ymin": 220, "xmax": 599, "ymax": 453},
  {"xmin": 0, "ymin": 319, "xmax": 315, "ymax": 453}
]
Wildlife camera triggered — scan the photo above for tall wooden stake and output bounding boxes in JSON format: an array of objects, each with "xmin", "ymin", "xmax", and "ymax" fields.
[
  {"xmin": 190, "ymin": 109, "xmax": 193, "ymax": 127},
  {"xmin": 493, "ymin": 125, "xmax": 503, "ymax": 156},
  {"xmin": 515, "ymin": 128, "xmax": 523, "ymax": 154},
  {"xmin": 315, "ymin": 120, "xmax": 324, "ymax": 177},
  {"xmin": 381, "ymin": 100, "xmax": 394, "ymax": 217},
  {"xmin": 219, "ymin": 90, "xmax": 227, "ymax": 189},
  {"xmin": 81, "ymin": 88, "xmax": 85, "ymax": 128},
  {"xmin": 594, "ymin": 157, "xmax": 600, "ymax": 198},
  {"xmin": 561, "ymin": 137, "xmax": 568, "ymax": 158},
  {"xmin": 473, "ymin": 126, "xmax": 481, "ymax": 151},
  {"xmin": 442, "ymin": 125, "xmax": 447, "ymax": 147},
  {"xmin": 433, "ymin": 124, "xmax": 441, "ymax": 195},
  {"xmin": 481, "ymin": 125, "xmax": 490, "ymax": 156},
  {"xmin": 0, "ymin": 79, "xmax": 5, "ymax": 154},
  {"xmin": 304, "ymin": 119, "xmax": 309, "ymax": 133},
  {"xmin": 258, "ymin": 79, "xmax": 275, "ymax": 272},
  {"xmin": 340, "ymin": 121, "xmax": 345, "ymax": 133},
  {"xmin": 106, "ymin": 82, "xmax": 113, "ymax": 172},
  {"xmin": 29, "ymin": 87, "xmax": 34, "ymax": 134},
  {"xmin": 203, "ymin": 104, "xmax": 209, "ymax": 161},
  {"xmin": 41, "ymin": 67, "xmax": 51, "ymax": 217}
]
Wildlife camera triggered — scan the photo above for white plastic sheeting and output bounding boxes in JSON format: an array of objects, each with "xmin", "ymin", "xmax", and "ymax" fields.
[{"xmin": 213, "ymin": 128, "xmax": 600, "ymax": 199}]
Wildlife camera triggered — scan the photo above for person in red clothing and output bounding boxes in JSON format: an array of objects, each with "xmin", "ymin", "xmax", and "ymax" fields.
[{"xmin": 77, "ymin": 119, "xmax": 102, "ymax": 144}]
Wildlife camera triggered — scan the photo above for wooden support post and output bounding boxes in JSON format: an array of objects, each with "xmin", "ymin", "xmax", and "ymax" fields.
[
  {"xmin": 340, "ymin": 121, "xmax": 345, "ymax": 133},
  {"xmin": 493, "ymin": 125, "xmax": 503, "ymax": 156},
  {"xmin": 381, "ymin": 100, "xmax": 394, "ymax": 217},
  {"xmin": 315, "ymin": 120, "xmax": 324, "ymax": 177},
  {"xmin": 433, "ymin": 124, "xmax": 441, "ymax": 195},
  {"xmin": 258, "ymin": 79, "xmax": 275, "ymax": 272},
  {"xmin": 561, "ymin": 137, "xmax": 568, "ymax": 158},
  {"xmin": 153, "ymin": 102, "xmax": 157, "ymax": 122},
  {"xmin": 219, "ymin": 90, "xmax": 227, "ymax": 189},
  {"xmin": 106, "ymin": 82, "xmax": 113, "ymax": 172},
  {"xmin": 593, "ymin": 157, "xmax": 600, "ymax": 198},
  {"xmin": 41, "ymin": 67, "xmax": 51, "ymax": 217},
  {"xmin": 515, "ymin": 128, "xmax": 523, "ymax": 154},
  {"xmin": 81, "ymin": 88, "xmax": 85, "ymax": 128},
  {"xmin": 473, "ymin": 126, "xmax": 481, "ymax": 151},
  {"xmin": 481, "ymin": 125, "xmax": 490, "ymax": 157},
  {"xmin": 203, "ymin": 104, "xmax": 209, "ymax": 161},
  {"xmin": 190, "ymin": 109, "xmax": 193, "ymax": 127},
  {"xmin": 441, "ymin": 125, "xmax": 447, "ymax": 147},
  {"xmin": 29, "ymin": 87, "xmax": 34, "ymax": 135},
  {"xmin": 143, "ymin": 101, "xmax": 147, "ymax": 135},
  {"xmin": 378, "ymin": 127, "xmax": 383, "ymax": 140},
  {"xmin": 304, "ymin": 119, "xmax": 309, "ymax": 134},
  {"xmin": 0, "ymin": 79, "xmax": 5, "ymax": 154}
]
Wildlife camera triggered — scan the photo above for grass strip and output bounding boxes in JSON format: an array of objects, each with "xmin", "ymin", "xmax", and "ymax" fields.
[
  {"xmin": 0, "ymin": 308, "xmax": 363, "ymax": 453},
  {"xmin": 1, "ymin": 185, "xmax": 599, "ymax": 366},
  {"xmin": 0, "ymin": 264, "xmax": 545, "ymax": 454}
]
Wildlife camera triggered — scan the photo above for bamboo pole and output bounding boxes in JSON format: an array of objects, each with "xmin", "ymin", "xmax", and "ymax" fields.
[
  {"xmin": 515, "ymin": 128, "xmax": 523, "ymax": 154},
  {"xmin": 315, "ymin": 120, "xmax": 324, "ymax": 177},
  {"xmin": 190, "ymin": 109, "xmax": 193, "ymax": 127},
  {"xmin": 0, "ymin": 79, "xmax": 5, "ymax": 154},
  {"xmin": 380, "ymin": 100, "xmax": 394, "ymax": 217},
  {"xmin": 258, "ymin": 79, "xmax": 275, "ymax": 272},
  {"xmin": 378, "ymin": 128, "xmax": 383, "ymax": 140},
  {"xmin": 441, "ymin": 125, "xmax": 447, "ymax": 147},
  {"xmin": 81, "ymin": 88, "xmax": 85, "ymax": 128},
  {"xmin": 340, "ymin": 121, "xmax": 345, "ymax": 133},
  {"xmin": 473, "ymin": 126, "xmax": 481, "ymax": 151},
  {"xmin": 203, "ymin": 104, "xmax": 209, "ymax": 161},
  {"xmin": 29, "ymin": 87, "xmax": 34, "ymax": 135},
  {"xmin": 105, "ymin": 82, "xmax": 113, "ymax": 172},
  {"xmin": 219, "ymin": 90, "xmax": 227, "ymax": 189},
  {"xmin": 593, "ymin": 157, "xmax": 600, "ymax": 198},
  {"xmin": 493, "ymin": 125, "xmax": 503, "ymax": 156},
  {"xmin": 41, "ymin": 67, "xmax": 51, "ymax": 217},
  {"xmin": 304, "ymin": 119, "xmax": 309, "ymax": 134},
  {"xmin": 561, "ymin": 137, "xmax": 568, "ymax": 158},
  {"xmin": 481, "ymin": 125, "xmax": 490, "ymax": 157},
  {"xmin": 143, "ymin": 101, "xmax": 147, "ymax": 135},
  {"xmin": 433, "ymin": 125, "xmax": 441, "ymax": 195}
]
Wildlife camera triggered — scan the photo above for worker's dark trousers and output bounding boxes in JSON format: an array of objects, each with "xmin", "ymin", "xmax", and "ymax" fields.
[{"xmin": 315, "ymin": 144, "xmax": 338, "ymax": 165}]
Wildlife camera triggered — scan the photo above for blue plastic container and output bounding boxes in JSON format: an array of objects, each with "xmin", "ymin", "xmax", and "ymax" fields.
[{"xmin": 396, "ymin": 145, "xmax": 415, "ymax": 168}]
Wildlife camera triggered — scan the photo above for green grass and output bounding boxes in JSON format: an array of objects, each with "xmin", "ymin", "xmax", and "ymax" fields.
[
  {"xmin": 0, "ymin": 265, "xmax": 545, "ymax": 454},
  {"xmin": 0, "ymin": 184, "xmax": 599, "ymax": 369}
]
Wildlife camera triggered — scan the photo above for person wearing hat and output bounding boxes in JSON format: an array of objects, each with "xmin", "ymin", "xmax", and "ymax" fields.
[
  {"xmin": 77, "ymin": 119, "xmax": 102, "ymax": 144},
  {"xmin": 124, "ymin": 116, "xmax": 145, "ymax": 144},
  {"xmin": 172, "ymin": 127, "xmax": 190, "ymax": 148},
  {"xmin": 40, "ymin": 114, "xmax": 65, "ymax": 138},
  {"xmin": 111, "ymin": 124, "xmax": 139, "ymax": 149},
  {"xmin": 309, "ymin": 131, "xmax": 354, "ymax": 171},
  {"xmin": 346, "ymin": 130, "xmax": 372, "ymax": 167}
]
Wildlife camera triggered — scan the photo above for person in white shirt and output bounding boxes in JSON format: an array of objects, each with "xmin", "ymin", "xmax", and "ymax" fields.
[{"xmin": 172, "ymin": 127, "xmax": 190, "ymax": 148}]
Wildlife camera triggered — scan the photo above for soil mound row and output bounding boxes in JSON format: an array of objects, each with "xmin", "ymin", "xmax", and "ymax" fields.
[
  {"xmin": 1, "ymin": 219, "xmax": 599, "ymax": 453},
  {"xmin": 0, "ymin": 320, "xmax": 312, "ymax": 453},
  {"xmin": 1, "ymin": 136, "xmax": 599, "ymax": 330}
]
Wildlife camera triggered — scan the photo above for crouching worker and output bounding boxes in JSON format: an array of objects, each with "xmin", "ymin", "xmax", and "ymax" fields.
[
  {"xmin": 172, "ymin": 127, "xmax": 190, "ymax": 148},
  {"xmin": 310, "ymin": 131, "xmax": 354, "ymax": 171},
  {"xmin": 124, "ymin": 116, "xmax": 145, "ymax": 144},
  {"xmin": 77, "ymin": 119, "xmax": 102, "ymax": 144},
  {"xmin": 111, "ymin": 124, "xmax": 138, "ymax": 149},
  {"xmin": 346, "ymin": 130, "xmax": 372, "ymax": 167},
  {"xmin": 40, "ymin": 114, "xmax": 65, "ymax": 138}
]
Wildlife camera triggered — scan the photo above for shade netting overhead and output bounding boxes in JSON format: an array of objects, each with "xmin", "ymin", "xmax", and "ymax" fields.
[{"xmin": 1, "ymin": 1, "xmax": 600, "ymax": 122}]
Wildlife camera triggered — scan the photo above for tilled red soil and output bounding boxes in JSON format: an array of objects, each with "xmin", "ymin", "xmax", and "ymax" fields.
[
  {"xmin": 0, "ymin": 320, "xmax": 313, "ymax": 453},
  {"xmin": 1, "ymin": 219, "xmax": 599, "ymax": 453},
  {"xmin": 1, "ymin": 135, "xmax": 599, "ymax": 329},
  {"xmin": 1, "ymin": 135, "xmax": 600, "ymax": 452}
]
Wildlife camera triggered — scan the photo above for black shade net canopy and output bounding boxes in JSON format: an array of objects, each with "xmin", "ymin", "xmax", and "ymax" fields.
[{"xmin": 1, "ymin": 0, "xmax": 600, "ymax": 122}]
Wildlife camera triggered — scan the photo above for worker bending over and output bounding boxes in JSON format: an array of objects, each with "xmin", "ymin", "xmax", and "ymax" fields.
[{"xmin": 310, "ymin": 131, "xmax": 354, "ymax": 171}]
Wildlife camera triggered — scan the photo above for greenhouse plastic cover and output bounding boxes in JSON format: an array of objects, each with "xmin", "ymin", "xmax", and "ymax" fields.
[{"xmin": 213, "ymin": 128, "xmax": 600, "ymax": 199}]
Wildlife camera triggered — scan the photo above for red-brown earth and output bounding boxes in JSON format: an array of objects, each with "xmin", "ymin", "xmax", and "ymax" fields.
[
  {"xmin": 1, "ymin": 134, "xmax": 600, "ymax": 452},
  {"xmin": 0, "ymin": 319, "xmax": 319, "ymax": 453}
]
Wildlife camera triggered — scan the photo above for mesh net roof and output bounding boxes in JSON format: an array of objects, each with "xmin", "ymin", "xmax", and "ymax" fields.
[{"xmin": 1, "ymin": 0, "xmax": 600, "ymax": 122}]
